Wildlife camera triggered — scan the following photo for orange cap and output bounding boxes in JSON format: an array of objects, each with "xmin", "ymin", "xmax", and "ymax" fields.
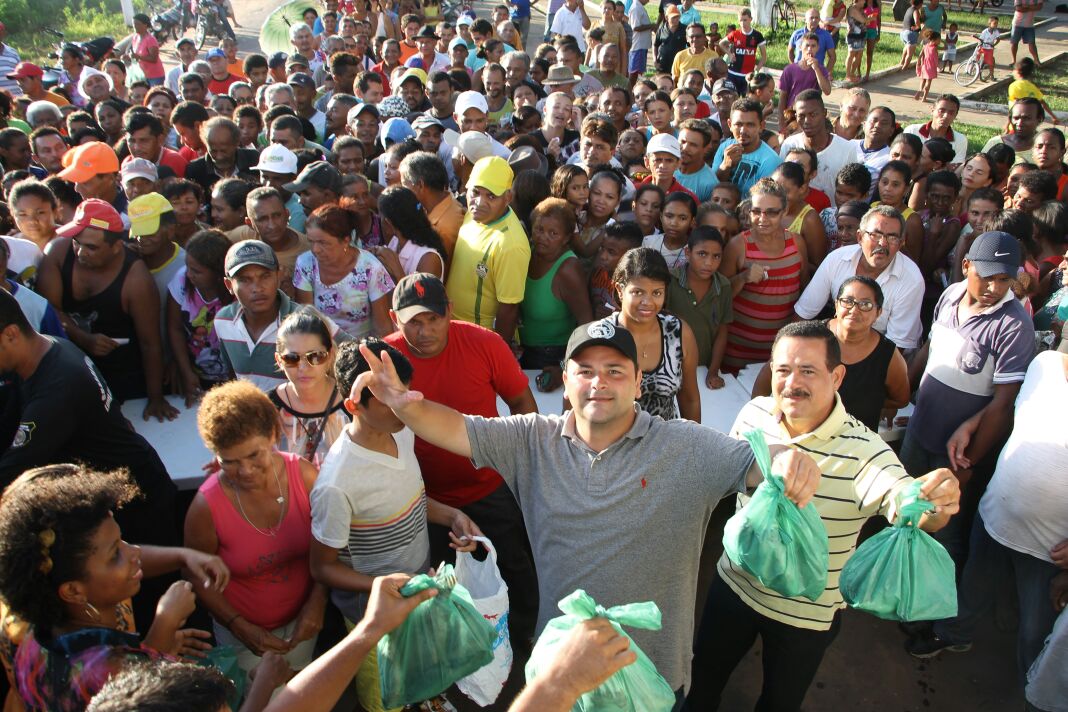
[{"xmin": 58, "ymin": 142, "xmax": 120, "ymax": 183}]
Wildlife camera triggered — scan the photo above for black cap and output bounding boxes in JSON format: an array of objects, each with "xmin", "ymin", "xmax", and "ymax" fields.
[
  {"xmin": 268, "ymin": 51, "xmax": 289, "ymax": 69},
  {"xmin": 965, "ymin": 231, "xmax": 1021, "ymax": 277},
  {"xmin": 287, "ymin": 72, "xmax": 316, "ymax": 90},
  {"xmin": 225, "ymin": 240, "xmax": 280, "ymax": 278},
  {"xmin": 392, "ymin": 272, "xmax": 448, "ymax": 323},
  {"xmin": 565, "ymin": 320, "xmax": 639, "ymax": 368},
  {"xmin": 282, "ymin": 161, "xmax": 343, "ymax": 194},
  {"xmin": 415, "ymin": 24, "xmax": 440, "ymax": 40}
]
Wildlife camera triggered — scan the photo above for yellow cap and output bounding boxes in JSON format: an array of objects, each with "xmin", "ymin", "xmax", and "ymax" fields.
[
  {"xmin": 128, "ymin": 192, "xmax": 174, "ymax": 237},
  {"xmin": 468, "ymin": 156, "xmax": 514, "ymax": 196}
]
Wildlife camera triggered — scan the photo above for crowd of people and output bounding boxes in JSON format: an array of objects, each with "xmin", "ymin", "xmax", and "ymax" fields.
[{"xmin": 0, "ymin": 0, "xmax": 1064, "ymax": 710}]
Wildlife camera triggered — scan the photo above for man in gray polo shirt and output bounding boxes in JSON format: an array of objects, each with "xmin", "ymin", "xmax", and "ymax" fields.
[{"xmin": 351, "ymin": 320, "xmax": 824, "ymax": 695}]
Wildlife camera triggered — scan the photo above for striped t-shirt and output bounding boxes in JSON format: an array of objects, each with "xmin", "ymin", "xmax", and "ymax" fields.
[
  {"xmin": 718, "ymin": 396, "xmax": 913, "ymax": 631},
  {"xmin": 309, "ymin": 427, "xmax": 431, "ymax": 623}
]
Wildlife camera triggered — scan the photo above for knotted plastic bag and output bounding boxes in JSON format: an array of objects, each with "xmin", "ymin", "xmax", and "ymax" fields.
[
  {"xmin": 722, "ymin": 430, "xmax": 830, "ymax": 601},
  {"xmin": 525, "ymin": 590, "xmax": 676, "ymax": 712},
  {"xmin": 377, "ymin": 564, "xmax": 496, "ymax": 708},
  {"xmin": 840, "ymin": 480, "xmax": 958, "ymax": 621}
]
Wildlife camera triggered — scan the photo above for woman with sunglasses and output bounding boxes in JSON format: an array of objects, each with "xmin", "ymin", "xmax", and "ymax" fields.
[
  {"xmin": 185, "ymin": 380, "xmax": 326, "ymax": 677},
  {"xmin": 752, "ymin": 277, "xmax": 910, "ymax": 431},
  {"xmin": 270, "ymin": 310, "xmax": 350, "ymax": 467}
]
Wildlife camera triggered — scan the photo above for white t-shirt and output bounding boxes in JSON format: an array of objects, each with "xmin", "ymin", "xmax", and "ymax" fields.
[
  {"xmin": 628, "ymin": 3, "xmax": 653, "ymax": 51},
  {"xmin": 642, "ymin": 233, "xmax": 687, "ymax": 271},
  {"xmin": 387, "ymin": 235, "xmax": 444, "ymax": 277},
  {"xmin": 978, "ymin": 27, "xmax": 1000, "ymax": 49},
  {"xmin": 309, "ymin": 427, "xmax": 431, "ymax": 622},
  {"xmin": 979, "ymin": 351, "xmax": 1068, "ymax": 563},
  {"xmin": 551, "ymin": 5, "xmax": 589, "ymax": 51},
  {"xmin": 853, "ymin": 139, "xmax": 891, "ymax": 198},
  {"xmin": 779, "ymin": 133, "xmax": 857, "ymax": 207},
  {"xmin": 2, "ymin": 236, "xmax": 43, "ymax": 286}
]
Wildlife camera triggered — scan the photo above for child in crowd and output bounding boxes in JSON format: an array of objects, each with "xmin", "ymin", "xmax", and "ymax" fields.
[
  {"xmin": 819, "ymin": 162, "xmax": 872, "ymax": 250},
  {"xmin": 829, "ymin": 199, "xmax": 870, "ymax": 249},
  {"xmin": 697, "ymin": 201, "xmax": 738, "ymax": 241},
  {"xmin": 773, "ymin": 161, "xmax": 826, "ymax": 271},
  {"xmin": 616, "ymin": 128, "xmax": 648, "ymax": 165},
  {"xmin": 908, "ymin": 136, "xmax": 955, "ymax": 210},
  {"xmin": 162, "ymin": 179, "xmax": 210, "ymax": 247},
  {"xmin": 575, "ymin": 168, "xmax": 625, "ymax": 259},
  {"xmin": 987, "ymin": 143, "xmax": 1018, "ymax": 193},
  {"xmin": 589, "ymin": 220, "xmax": 644, "ymax": 318},
  {"xmin": 632, "ymin": 182, "xmax": 665, "ymax": 238},
  {"xmin": 975, "ymin": 15, "xmax": 1000, "ymax": 81},
  {"xmin": 642, "ymin": 90, "xmax": 675, "ymax": 139},
  {"xmin": 1007, "ymin": 58, "xmax": 1062, "ymax": 127},
  {"xmin": 643, "ymin": 191, "xmax": 697, "ymax": 270},
  {"xmin": 783, "ymin": 146, "xmax": 831, "ymax": 212},
  {"xmin": 915, "ymin": 30, "xmax": 939, "ymax": 103},
  {"xmin": 710, "ymin": 182, "xmax": 742, "ymax": 214},
  {"xmin": 941, "ymin": 22, "xmax": 958, "ymax": 73},
  {"xmin": 665, "ymin": 226, "xmax": 733, "ymax": 390},
  {"xmin": 918, "ymin": 169, "xmax": 963, "ymax": 294},
  {"xmin": 550, "ymin": 164, "xmax": 590, "ymax": 217},
  {"xmin": 872, "ymin": 160, "xmax": 924, "ymax": 262}
]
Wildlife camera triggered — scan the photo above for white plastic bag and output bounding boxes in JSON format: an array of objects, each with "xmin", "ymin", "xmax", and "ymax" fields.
[{"xmin": 454, "ymin": 536, "xmax": 512, "ymax": 706}]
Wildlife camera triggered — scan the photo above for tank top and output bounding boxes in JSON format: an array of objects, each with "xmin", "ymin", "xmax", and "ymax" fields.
[
  {"xmin": 724, "ymin": 231, "xmax": 802, "ymax": 372},
  {"xmin": 520, "ymin": 250, "xmax": 579, "ymax": 347},
  {"xmin": 199, "ymin": 451, "xmax": 314, "ymax": 630},
  {"xmin": 60, "ymin": 247, "xmax": 142, "ymax": 388},
  {"xmin": 611, "ymin": 311, "xmax": 684, "ymax": 419},
  {"xmin": 268, "ymin": 387, "xmax": 350, "ymax": 468},
  {"xmin": 832, "ymin": 326, "xmax": 896, "ymax": 432},
  {"xmin": 787, "ymin": 203, "xmax": 814, "ymax": 235}
]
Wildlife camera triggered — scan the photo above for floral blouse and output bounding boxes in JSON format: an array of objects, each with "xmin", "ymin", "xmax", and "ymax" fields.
[
  {"xmin": 167, "ymin": 268, "xmax": 231, "ymax": 383},
  {"xmin": 292, "ymin": 249, "xmax": 394, "ymax": 339}
]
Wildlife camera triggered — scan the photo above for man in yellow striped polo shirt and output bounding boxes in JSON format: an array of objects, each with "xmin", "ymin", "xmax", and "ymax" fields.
[{"xmin": 685, "ymin": 320, "xmax": 961, "ymax": 712}]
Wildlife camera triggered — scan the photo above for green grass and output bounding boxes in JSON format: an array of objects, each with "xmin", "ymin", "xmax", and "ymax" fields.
[
  {"xmin": 980, "ymin": 54, "xmax": 1068, "ymax": 113},
  {"xmin": 1, "ymin": 0, "xmax": 148, "ymax": 65},
  {"xmin": 954, "ymin": 120, "xmax": 1002, "ymax": 154}
]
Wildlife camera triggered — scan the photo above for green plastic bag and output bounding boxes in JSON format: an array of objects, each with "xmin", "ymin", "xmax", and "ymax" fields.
[
  {"xmin": 196, "ymin": 645, "xmax": 246, "ymax": 711},
  {"xmin": 722, "ymin": 430, "xmax": 830, "ymax": 601},
  {"xmin": 525, "ymin": 590, "xmax": 676, "ymax": 712},
  {"xmin": 840, "ymin": 480, "xmax": 958, "ymax": 621},
  {"xmin": 377, "ymin": 564, "xmax": 496, "ymax": 708}
]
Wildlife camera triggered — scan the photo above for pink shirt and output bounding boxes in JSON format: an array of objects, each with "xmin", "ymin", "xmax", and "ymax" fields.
[
  {"xmin": 133, "ymin": 32, "xmax": 166, "ymax": 79},
  {"xmin": 200, "ymin": 451, "xmax": 314, "ymax": 630}
]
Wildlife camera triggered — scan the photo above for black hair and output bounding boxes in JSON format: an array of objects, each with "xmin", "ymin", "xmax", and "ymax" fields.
[
  {"xmin": 1018, "ymin": 169, "xmax": 1059, "ymax": 202},
  {"xmin": 0, "ymin": 464, "xmax": 139, "ymax": 633},
  {"xmin": 0, "ymin": 287, "xmax": 32, "ymax": 334},
  {"xmin": 87, "ymin": 662, "xmax": 234, "ymax": 712},
  {"xmin": 926, "ymin": 169, "xmax": 962, "ymax": 194},
  {"xmin": 8, "ymin": 179, "xmax": 57, "ymax": 209},
  {"xmin": 968, "ymin": 186, "xmax": 1004, "ymax": 209},
  {"xmin": 243, "ymin": 53, "xmax": 269, "ymax": 73},
  {"xmin": 687, "ymin": 225, "xmax": 725, "ymax": 250},
  {"xmin": 612, "ymin": 246, "xmax": 671, "ymax": 290},
  {"xmin": 234, "ymin": 104, "xmax": 264, "ymax": 129},
  {"xmin": 836, "ymin": 162, "xmax": 872, "ymax": 195},
  {"xmin": 603, "ymin": 220, "xmax": 644, "ymax": 248},
  {"xmin": 335, "ymin": 338, "xmax": 413, "ymax": 406},
  {"xmin": 771, "ymin": 320, "xmax": 842, "ymax": 370},
  {"xmin": 123, "ymin": 110, "xmax": 164, "ymax": 137},
  {"xmin": 42, "ymin": 177, "xmax": 80, "ymax": 209},
  {"xmin": 211, "ymin": 177, "xmax": 255, "ymax": 211},
  {"xmin": 783, "ymin": 145, "xmax": 818, "ymax": 175},
  {"xmin": 987, "ymin": 209, "xmax": 1033, "ymax": 242},
  {"xmin": 890, "ymin": 132, "xmax": 922, "ymax": 159},
  {"xmin": 184, "ymin": 229, "xmax": 232, "ymax": 304},
  {"xmin": 878, "ymin": 159, "xmax": 912, "ymax": 185},
  {"xmin": 278, "ymin": 307, "xmax": 334, "ymax": 353},
  {"xmin": 162, "ymin": 178, "xmax": 204, "ymax": 204},
  {"xmin": 924, "ymin": 137, "xmax": 955, "ymax": 166},
  {"xmin": 773, "ymin": 161, "xmax": 806, "ymax": 188},
  {"xmin": 378, "ymin": 186, "xmax": 448, "ymax": 259},
  {"xmin": 70, "ymin": 127, "xmax": 108, "ymax": 145},
  {"xmin": 837, "ymin": 275, "xmax": 885, "ymax": 309},
  {"xmin": 171, "ymin": 101, "xmax": 210, "ymax": 127},
  {"xmin": 1037, "ymin": 127, "xmax": 1065, "ymax": 152},
  {"xmin": 986, "ymin": 142, "xmax": 1016, "ymax": 169},
  {"xmin": 663, "ymin": 190, "xmax": 698, "ymax": 216},
  {"xmin": 589, "ymin": 166, "xmax": 626, "ymax": 197},
  {"xmin": 1033, "ymin": 201, "xmax": 1068, "ymax": 245}
]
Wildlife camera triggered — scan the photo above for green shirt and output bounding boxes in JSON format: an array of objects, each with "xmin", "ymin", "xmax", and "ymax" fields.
[{"xmin": 665, "ymin": 266, "xmax": 733, "ymax": 366}]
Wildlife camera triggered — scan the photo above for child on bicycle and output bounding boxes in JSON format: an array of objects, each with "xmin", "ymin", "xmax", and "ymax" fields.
[
  {"xmin": 941, "ymin": 22, "xmax": 959, "ymax": 72},
  {"xmin": 975, "ymin": 15, "xmax": 1000, "ymax": 81}
]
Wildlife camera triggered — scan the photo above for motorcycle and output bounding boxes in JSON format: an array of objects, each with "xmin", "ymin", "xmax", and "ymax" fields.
[
  {"xmin": 151, "ymin": 0, "xmax": 190, "ymax": 44},
  {"xmin": 193, "ymin": 0, "xmax": 236, "ymax": 50}
]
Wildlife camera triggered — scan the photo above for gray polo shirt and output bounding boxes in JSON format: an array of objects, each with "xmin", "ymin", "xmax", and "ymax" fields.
[{"xmin": 465, "ymin": 408, "xmax": 755, "ymax": 691}]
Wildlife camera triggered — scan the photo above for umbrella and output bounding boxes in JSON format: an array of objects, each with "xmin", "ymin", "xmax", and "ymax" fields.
[{"xmin": 259, "ymin": 0, "xmax": 320, "ymax": 56}]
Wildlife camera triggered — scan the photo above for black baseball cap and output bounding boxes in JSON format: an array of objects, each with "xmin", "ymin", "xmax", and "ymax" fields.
[
  {"xmin": 225, "ymin": 240, "xmax": 279, "ymax": 278},
  {"xmin": 392, "ymin": 272, "xmax": 448, "ymax": 323},
  {"xmin": 565, "ymin": 320, "xmax": 639, "ymax": 368},
  {"xmin": 287, "ymin": 72, "xmax": 316, "ymax": 90},
  {"xmin": 965, "ymin": 231, "xmax": 1021, "ymax": 277},
  {"xmin": 268, "ymin": 51, "xmax": 289, "ymax": 69},
  {"xmin": 283, "ymin": 161, "xmax": 343, "ymax": 194}
]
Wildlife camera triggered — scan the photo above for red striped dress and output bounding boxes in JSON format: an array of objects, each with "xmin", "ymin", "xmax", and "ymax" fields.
[{"xmin": 724, "ymin": 231, "xmax": 803, "ymax": 372}]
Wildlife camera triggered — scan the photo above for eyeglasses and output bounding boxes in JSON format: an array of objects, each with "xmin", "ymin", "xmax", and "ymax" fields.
[
  {"xmin": 279, "ymin": 350, "xmax": 331, "ymax": 367},
  {"xmin": 749, "ymin": 208, "xmax": 783, "ymax": 217},
  {"xmin": 862, "ymin": 229, "xmax": 904, "ymax": 245},
  {"xmin": 837, "ymin": 296, "xmax": 876, "ymax": 312}
]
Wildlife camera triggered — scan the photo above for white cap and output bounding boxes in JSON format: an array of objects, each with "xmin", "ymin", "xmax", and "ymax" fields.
[
  {"xmin": 456, "ymin": 14, "xmax": 474, "ymax": 26},
  {"xmin": 120, "ymin": 157, "xmax": 158, "ymax": 184},
  {"xmin": 252, "ymin": 143, "xmax": 298, "ymax": 175},
  {"xmin": 443, "ymin": 129, "xmax": 494, "ymax": 163},
  {"xmin": 646, "ymin": 133, "xmax": 681, "ymax": 158},
  {"xmin": 454, "ymin": 90, "xmax": 488, "ymax": 117}
]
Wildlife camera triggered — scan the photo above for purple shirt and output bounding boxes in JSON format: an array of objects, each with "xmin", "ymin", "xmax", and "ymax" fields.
[{"xmin": 778, "ymin": 61, "xmax": 828, "ymax": 110}]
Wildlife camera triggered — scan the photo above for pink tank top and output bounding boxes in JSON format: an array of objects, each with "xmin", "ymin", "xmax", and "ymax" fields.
[{"xmin": 200, "ymin": 451, "xmax": 313, "ymax": 630}]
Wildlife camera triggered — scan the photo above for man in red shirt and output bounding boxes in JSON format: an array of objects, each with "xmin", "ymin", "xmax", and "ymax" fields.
[
  {"xmin": 205, "ymin": 48, "xmax": 240, "ymax": 96},
  {"xmin": 124, "ymin": 111, "xmax": 188, "ymax": 179},
  {"xmin": 383, "ymin": 273, "xmax": 541, "ymax": 651}
]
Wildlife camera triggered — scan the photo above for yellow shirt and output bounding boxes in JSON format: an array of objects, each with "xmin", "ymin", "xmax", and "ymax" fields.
[
  {"xmin": 598, "ymin": 20, "xmax": 627, "ymax": 51},
  {"xmin": 445, "ymin": 208, "xmax": 530, "ymax": 329},
  {"xmin": 1008, "ymin": 78, "xmax": 1044, "ymax": 103},
  {"xmin": 671, "ymin": 47, "xmax": 718, "ymax": 82}
]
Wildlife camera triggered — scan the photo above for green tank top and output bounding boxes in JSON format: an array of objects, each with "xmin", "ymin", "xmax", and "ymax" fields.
[{"xmin": 519, "ymin": 250, "xmax": 578, "ymax": 347}]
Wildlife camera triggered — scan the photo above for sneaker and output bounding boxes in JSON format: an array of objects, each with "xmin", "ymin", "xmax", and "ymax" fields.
[{"xmin": 906, "ymin": 631, "xmax": 972, "ymax": 658}]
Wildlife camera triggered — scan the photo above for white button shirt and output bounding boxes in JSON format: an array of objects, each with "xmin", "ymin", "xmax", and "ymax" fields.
[{"xmin": 794, "ymin": 244, "xmax": 925, "ymax": 348}]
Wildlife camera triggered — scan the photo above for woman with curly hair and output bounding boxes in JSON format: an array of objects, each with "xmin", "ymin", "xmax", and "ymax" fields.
[
  {"xmin": 0, "ymin": 464, "xmax": 227, "ymax": 712},
  {"xmin": 184, "ymin": 380, "xmax": 325, "ymax": 675}
]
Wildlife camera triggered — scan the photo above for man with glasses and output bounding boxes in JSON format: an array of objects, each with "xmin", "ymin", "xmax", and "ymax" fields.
[
  {"xmin": 794, "ymin": 205, "xmax": 924, "ymax": 349},
  {"xmin": 671, "ymin": 23, "xmax": 717, "ymax": 85}
]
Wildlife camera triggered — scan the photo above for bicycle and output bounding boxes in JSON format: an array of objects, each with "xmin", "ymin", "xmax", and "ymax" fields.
[
  {"xmin": 953, "ymin": 42, "xmax": 993, "ymax": 86},
  {"xmin": 773, "ymin": 0, "xmax": 799, "ymax": 30}
]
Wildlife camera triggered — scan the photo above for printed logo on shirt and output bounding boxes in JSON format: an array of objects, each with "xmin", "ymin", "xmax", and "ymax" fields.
[
  {"xmin": 84, "ymin": 356, "xmax": 114, "ymax": 412},
  {"xmin": 11, "ymin": 422, "xmax": 34, "ymax": 449},
  {"xmin": 476, "ymin": 262, "xmax": 489, "ymax": 279}
]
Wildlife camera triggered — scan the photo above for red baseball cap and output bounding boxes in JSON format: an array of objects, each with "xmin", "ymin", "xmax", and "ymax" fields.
[
  {"xmin": 56, "ymin": 199, "xmax": 125, "ymax": 238},
  {"xmin": 6, "ymin": 62, "xmax": 44, "ymax": 81}
]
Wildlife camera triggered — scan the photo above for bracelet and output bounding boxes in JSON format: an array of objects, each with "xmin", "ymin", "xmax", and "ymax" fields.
[{"xmin": 223, "ymin": 612, "xmax": 242, "ymax": 628}]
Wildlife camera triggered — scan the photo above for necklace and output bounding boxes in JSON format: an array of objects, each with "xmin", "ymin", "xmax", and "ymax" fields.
[{"xmin": 224, "ymin": 457, "xmax": 286, "ymax": 537}]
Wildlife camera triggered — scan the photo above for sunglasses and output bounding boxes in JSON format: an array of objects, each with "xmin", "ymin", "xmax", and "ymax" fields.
[{"xmin": 278, "ymin": 350, "xmax": 330, "ymax": 367}]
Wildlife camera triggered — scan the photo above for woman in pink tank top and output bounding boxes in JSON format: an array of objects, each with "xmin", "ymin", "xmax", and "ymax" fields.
[
  {"xmin": 720, "ymin": 178, "xmax": 810, "ymax": 374},
  {"xmin": 184, "ymin": 381, "xmax": 325, "ymax": 674}
]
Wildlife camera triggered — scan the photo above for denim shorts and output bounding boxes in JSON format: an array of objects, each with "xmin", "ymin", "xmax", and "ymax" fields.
[
  {"xmin": 901, "ymin": 29, "xmax": 918, "ymax": 45},
  {"xmin": 1011, "ymin": 25, "xmax": 1036, "ymax": 44},
  {"xmin": 628, "ymin": 48, "xmax": 648, "ymax": 74}
]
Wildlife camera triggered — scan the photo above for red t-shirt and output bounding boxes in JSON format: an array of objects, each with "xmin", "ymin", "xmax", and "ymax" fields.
[
  {"xmin": 726, "ymin": 28, "xmax": 765, "ymax": 76},
  {"xmin": 633, "ymin": 176, "xmax": 699, "ymax": 203},
  {"xmin": 804, "ymin": 187, "xmax": 831, "ymax": 212},
  {"xmin": 159, "ymin": 147, "xmax": 189, "ymax": 178},
  {"xmin": 383, "ymin": 321, "xmax": 530, "ymax": 507},
  {"xmin": 208, "ymin": 74, "xmax": 240, "ymax": 96}
]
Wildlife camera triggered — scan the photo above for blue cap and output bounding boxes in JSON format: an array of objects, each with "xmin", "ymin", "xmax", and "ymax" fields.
[
  {"xmin": 380, "ymin": 117, "xmax": 415, "ymax": 150},
  {"xmin": 965, "ymin": 231, "xmax": 1022, "ymax": 277},
  {"xmin": 206, "ymin": 48, "xmax": 226, "ymax": 60}
]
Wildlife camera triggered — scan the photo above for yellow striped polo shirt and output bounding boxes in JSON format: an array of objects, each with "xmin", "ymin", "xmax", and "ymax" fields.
[{"xmin": 718, "ymin": 395, "xmax": 914, "ymax": 631}]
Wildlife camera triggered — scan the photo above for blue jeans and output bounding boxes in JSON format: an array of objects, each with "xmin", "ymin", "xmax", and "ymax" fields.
[
  {"xmin": 543, "ymin": 11, "xmax": 556, "ymax": 41},
  {"xmin": 934, "ymin": 512, "xmax": 1060, "ymax": 683}
]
